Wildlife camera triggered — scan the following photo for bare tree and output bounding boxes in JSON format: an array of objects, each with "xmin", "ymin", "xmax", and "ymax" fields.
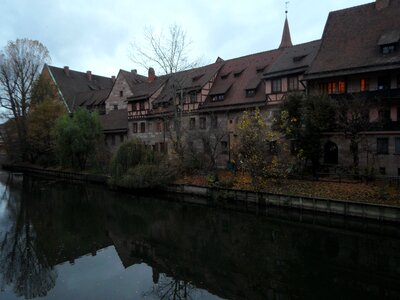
[
  {"xmin": 130, "ymin": 24, "xmax": 200, "ymax": 75},
  {"xmin": 0, "ymin": 38, "xmax": 50, "ymax": 160}
]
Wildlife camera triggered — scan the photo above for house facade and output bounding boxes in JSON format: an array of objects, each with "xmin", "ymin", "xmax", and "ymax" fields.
[{"xmin": 304, "ymin": 0, "xmax": 400, "ymax": 176}]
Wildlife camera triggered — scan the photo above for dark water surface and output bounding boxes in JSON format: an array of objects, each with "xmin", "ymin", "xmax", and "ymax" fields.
[{"xmin": 0, "ymin": 172, "xmax": 400, "ymax": 300}]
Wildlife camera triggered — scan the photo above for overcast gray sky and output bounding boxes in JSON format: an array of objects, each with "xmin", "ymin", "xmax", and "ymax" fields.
[{"xmin": 1, "ymin": 0, "xmax": 372, "ymax": 77}]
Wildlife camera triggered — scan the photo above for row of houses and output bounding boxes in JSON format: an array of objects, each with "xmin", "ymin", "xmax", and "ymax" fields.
[{"xmin": 43, "ymin": 0, "xmax": 400, "ymax": 176}]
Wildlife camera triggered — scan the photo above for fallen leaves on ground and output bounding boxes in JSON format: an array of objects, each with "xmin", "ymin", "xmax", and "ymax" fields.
[{"xmin": 175, "ymin": 171, "xmax": 400, "ymax": 206}]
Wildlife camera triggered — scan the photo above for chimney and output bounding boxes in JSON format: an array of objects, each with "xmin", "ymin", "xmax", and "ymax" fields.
[
  {"xmin": 148, "ymin": 67, "xmax": 156, "ymax": 83},
  {"xmin": 376, "ymin": 0, "xmax": 390, "ymax": 10},
  {"xmin": 111, "ymin": 75, "xmax": 116, "ymax": 82},
  {"xmin": 86, "ymin": 70, "xmax": 92, "ymax": 81},
  {"xmin": 64, "ymin": 66, "xmax": 70, "ymax": 76},
  {"xmin": 131, "ymin": 69, "xmax": 137, "ymax": 75}
]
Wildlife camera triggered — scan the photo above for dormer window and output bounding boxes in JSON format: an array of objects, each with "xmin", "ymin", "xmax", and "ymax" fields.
[
  {"xmin": 234, "ymin": 69, "xmax": 245, "ymax": 77},
  {"xmin": 382, "ymin": 44, "xmax": 396, "ymax": 54},
  {"xmin": 246, "ymin": 89, "xmax": 256, "ymax": 97},
  {"xmin": 378, "ymin": 30, "xmax": 399, "ymax": 55},
  {"xmin": 212, "ymin": 94, "xmax": 225, "ymax": 101}
]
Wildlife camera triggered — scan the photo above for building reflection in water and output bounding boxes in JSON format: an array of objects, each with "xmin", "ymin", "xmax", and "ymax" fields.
[{"xmin": 0, "ymin": 173, "xmax": 400, "ymax": 299}]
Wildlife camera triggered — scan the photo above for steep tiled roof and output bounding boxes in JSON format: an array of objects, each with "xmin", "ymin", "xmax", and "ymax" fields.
[
  {"xmin": 200, "ymin": 49, "xmax": 282, "ymax": 110},
  {"xmin": 47, "ymin": 65, "xmax": 113, "ymax": 111},
  {"xmin": 154, "ymin": 62, "xmax": 223, "ymax": 106},
  {"xmin": 306, "ymin": 1, "xmax": 400, "ymax": 79},
  {"xmin": 264, "ymin": 40, "xmax": 321, "ymax": 79},
  {"xmin": 75, "ymin": 89, "xmax": 110, "ymax": 107},
  {"xmin": 99, "ymin": 109, "xmax": 128, "ymax": 133},
  {"xmin": 127, "ymin": 76, "xmax": 169, "ymax": 101},
  {"xmin": 119, "ymin": 70, "xmax": 147, "ymax": 91}
]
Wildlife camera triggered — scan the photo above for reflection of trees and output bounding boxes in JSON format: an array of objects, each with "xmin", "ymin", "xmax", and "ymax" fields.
[
  {"xmin": 145, "ymin": 273, "xmax": 196, "ymax": 300},
  {"xmin": 0, "ymin": 176, "xmax": 57, "ymax": 299}
]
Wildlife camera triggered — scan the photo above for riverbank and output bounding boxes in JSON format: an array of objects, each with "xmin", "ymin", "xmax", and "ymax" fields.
[{"xmin": 3, "ymin": 163, "xmax": 400, "ymax": 222}]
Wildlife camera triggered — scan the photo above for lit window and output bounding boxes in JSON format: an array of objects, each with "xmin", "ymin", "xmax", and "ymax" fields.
[
  {"xmin": 338, "ymin": 80, "xmax": 346, "ymax": 93},
  {"xmin": 272, "ymin": 79, "xmax": 281, "ymax": 93},
  {"xmin": 377, "ymin": 138, "xmax": 389, "ymax": 154},
  {"xmin": 360, "ymin": 78, "xmax": 370, "ymax": 92}
]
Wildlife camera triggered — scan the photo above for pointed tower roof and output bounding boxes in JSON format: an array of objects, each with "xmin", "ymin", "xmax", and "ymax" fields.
[{"xmin": 279, "ymin": 17, "xmax": 293, "ymax": 48}]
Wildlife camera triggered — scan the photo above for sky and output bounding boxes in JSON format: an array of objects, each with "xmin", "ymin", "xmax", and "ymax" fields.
[{"xmin": 1, "ymin": 0, "xmax": 373, "ymax": 78}]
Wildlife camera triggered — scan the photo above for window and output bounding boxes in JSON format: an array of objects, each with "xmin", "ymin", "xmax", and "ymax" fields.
[
  {"xmin": 211, "ymin": 115, "xmax": 218, "ymax": 129},
  {"xmin": 113, "ymin": 105, "xmax": 118, "ymax": 110},
  {"xmin": 119, "ymin": 90, "xmax": 123, "ymax": 97},
  {"xmin": 378, "ymin": 76, "xmax": 391, "ymax": 90},
  {"xmin": 377, "ymin": 138, "xmax": 389, "ymax": 154},
  {"xmin": 156, "ymin": 122, "xmax": 162, "ymax": 132},
  {"xmin": 272, "ymin": 79, "xmax": 282, "ymax": 93},
  {"xmin": 132, "ymin": 123, "xmax": 138, "ymax": 133},
  {"xmin": 398, "ymin": 168, "xmax": 400, "ymax": 176},
  {"xmin": 246, "ymin": 89, "xmax": 256, "ymax": 97},
  {"xmin": 138, "ymin": 102, "xmax": 144, "ymax": 110},
  {"xmin": 189, "ymin": 92, "xmax": 197, "ymax": 103},
  {"xmin": 189, "ymin": 118, "xmax": 196, "ymax": 130},
  {"xmin": 200, "ymin": 117, "xmax": 206, "ymax": 129},
  {"xmin": 379, "ymin": 167, "xmax": 386, "ymax": 175},
  {"xmin": 288, "ymin": 76, "xmax": 299, "ymax": 91},
  {"xmin": 398, "ymin": 106, "xmax": 400, "ymax": 122},
  {"xmin": 164, "ymin": 121, "xmax": 170, "ymax": 132},
  {"xmin": 378, "ymin": 107, "xmax": 391, "ymax": 122},
  {"xmin": 221, "ymin": 141, "xmax": 228, "ymax": 154},
  {"xmin": 140, "ymin": 122, "xmax": 145, "ymax": 133},
  {"xmin": 120, "ymin": 135, "xmax": 124, "ymax": 143},
  {"xmin": 212, "ymin": 94, "xmax": 225, "ymax": 101},
  {"xmin": 360, "ymin": 78, "xmax": 370, "ymax": 92},
  {"xmin": 148, "ymin": 122, "xmax": 152, "ymax": 132},
  {"xmin": 382, "ymin": 44, "xmax": 396, "ymax": 54},
  {"xmin": 395, "ymin": 137, "xmax": 400, "ymax": 154},
  {"xmin": 111, "ymin": 135, "xmax": 115, "ymax": 146},
  {"xmin": 319, "ymin": 80, "xmax": 346, "ymax": 94}
]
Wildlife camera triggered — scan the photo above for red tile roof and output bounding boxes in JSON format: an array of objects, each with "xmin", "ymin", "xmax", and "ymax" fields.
[{"xmin": 306, "ymin": 1, "xmax": 400, "ymax": 79}]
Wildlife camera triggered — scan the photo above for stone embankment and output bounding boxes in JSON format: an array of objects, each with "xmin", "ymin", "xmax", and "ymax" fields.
[{"xmin": 4, "ymin": 164, "xmax": 400, "ymax": 223}]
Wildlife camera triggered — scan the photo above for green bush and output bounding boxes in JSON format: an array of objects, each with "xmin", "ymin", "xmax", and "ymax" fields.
[{"xmin": 109, "ymin": 139, "xmax": 176, "ymax": 189}]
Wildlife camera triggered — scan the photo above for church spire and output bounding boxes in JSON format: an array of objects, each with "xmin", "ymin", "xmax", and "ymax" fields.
[{"xmin": 279, "ymin": 2, "xmax": 293, "ymax": 48}]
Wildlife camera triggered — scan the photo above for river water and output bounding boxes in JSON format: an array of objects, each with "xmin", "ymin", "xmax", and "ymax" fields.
[{"xmin": 0, "ymin": 172, "xmax": 399, "ymax": 299}]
